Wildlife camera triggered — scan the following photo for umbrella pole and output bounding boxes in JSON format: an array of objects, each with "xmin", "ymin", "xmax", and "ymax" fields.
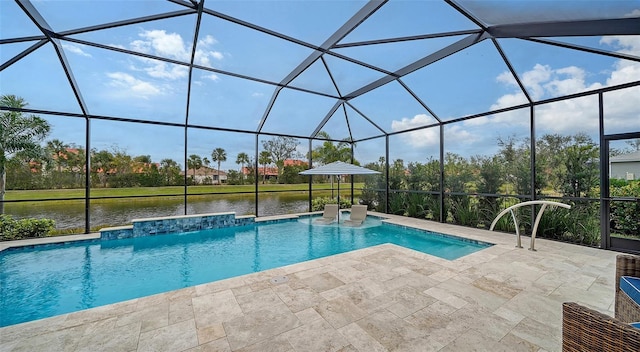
[{"xmin": 337, "ymin": 177, "xmax": 340, "ymax": 222}]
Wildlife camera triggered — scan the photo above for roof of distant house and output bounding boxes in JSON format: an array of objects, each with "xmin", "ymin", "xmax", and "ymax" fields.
[
  {"xmin": 181, "ymin": 166, "xmax": 227, "ymax": 176},
  {"xmin": 284, "ymin": 159, "xmax": 308, "ymax": 167},
  {"xmin": 611, "ymin": 151, "xmax": 640, "ymax": 163},
  {"xmin": 241, "ymin": 159, "xmax": 307, "ymax": 175},
  {"xmin": 242, "ymin": 166, "xmax": 278, "ymax": 176}
]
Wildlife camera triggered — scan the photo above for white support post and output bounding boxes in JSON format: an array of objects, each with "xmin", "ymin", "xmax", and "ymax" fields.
[
  {"xmin": 529, "ymin": 203, "xmax": 549, "ymax": 251},
  {"xmin": 510, "ymin": 209, "xmax": 522, "ymax": 248},
  {"xmin": 490, "ymin": 201, "xmax": 571, "ymax": 251}
]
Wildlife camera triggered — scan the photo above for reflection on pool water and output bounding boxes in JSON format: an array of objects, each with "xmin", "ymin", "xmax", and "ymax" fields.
[{"xmin": 0, "ymin": 216, "xmax": 491, "ymax": 327}]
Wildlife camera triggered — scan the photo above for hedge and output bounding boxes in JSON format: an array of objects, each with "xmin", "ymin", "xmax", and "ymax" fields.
[{"xmin": 0, "ymin": 215, "xmax": 55, "ymax": 241}]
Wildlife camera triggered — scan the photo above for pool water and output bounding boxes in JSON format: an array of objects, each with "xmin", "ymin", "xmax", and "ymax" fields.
[{"xmin": 0, "ymin": 217, "xmax": 491, "ymax": 327}]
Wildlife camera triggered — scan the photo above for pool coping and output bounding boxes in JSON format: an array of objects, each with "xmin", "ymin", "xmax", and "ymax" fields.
[
  {"xmin": 2, "ymin": 213, "xmax": 622, "ymax": 352},
  {"xmin": 3, "ymin": 211, "xmax": 501, "ymax": 328},
  {"xmin": 0, "ymin": 216, "xmax": 621, "ymax": 352},
  {"xmin": 0, "ymin": 212, "xmax": 323, "ymax": 252},
  {"xmin": 0, "ymin": 211, "xmax": 494, "ymax": 253}
]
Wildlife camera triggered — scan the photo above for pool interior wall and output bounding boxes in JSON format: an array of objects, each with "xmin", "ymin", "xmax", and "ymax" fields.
[{"xmin": 0, "ymin": 212, "xmax": 492, "ymax": 327}]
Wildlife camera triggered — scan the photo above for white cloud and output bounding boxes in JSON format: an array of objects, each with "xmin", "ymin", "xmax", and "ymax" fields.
[
  {"xmin": 444, "ymin": 124, "xmax": 476, "ymax": 145},
  {"xmin": 488, "ymin": 92, "xmax": 528, "ymax": 113},
  {"xmin": 536, "ymin": 97, "xmax": 599, "ymax": 133},
  {"xmin": 626, "ymin": 9, "xmax": 640, "ymax": 17},
  {"xmin": 211, "ymin": 51, "xmax": 224, "ymax": 60},
  {"xmin": 62, "ymin": 43, "xmax": 92, "ymax": 57},
  {"xmin": 601, "ymin": 36, "xmax": 640, "ymax": 87},
  {"xmin": 136, "ymin": 30, "xmax": 224, "ymax": 67},
  {"xmin": 103, "ymin": 29, "xmax": 228, "ymax": 102},
  {"xmin": 391, "ymin": 113, "xmax": 431, "ymax": 131},
  {"xmin": 393, "ymin": 32, "xmax": 640, "ymax": 151},
  {"xmin": 501, "ymin": 63, "xmax": 603, "ymax": 102},
  {"xmin": 194, "ymin": 49, "xmax": 224, "ymax": 67},
  {"xmin": 203, "ymin": 73, "xmax": 220, "ymax": 81},
  {"xmin": 601, "ymin": 36, "xmax": 640, "ymax": 56},
  {"xmin": 390, "ymin": 113, "xmax": 483, "ymax": 149},
  {"xmin": 496, "ymin": 71, "xmax": 517, "ymax": 86},
  {"xmin": 139, "ymin": 29, "xmax": 189, "ymax": 60},
  {"xmin": 251, "ymin": 92, "xmax": 264, "ymax": 98},
  {"xmin": 130, "ymin": 39, "xmax": 151, "ymax": 55},
  {"xmin": 521, "ymin": 64, "xmax": 552, "ymax": 100},
  {"xmin": 545, "ymin": 66, "xmax": 603, "ymax": 97},
  {"xmin": 199, "ymin": 35, "xmax": 218, "ymax": 46},
  {"xmin": 390, "ymin": 114, "xmax": 439, "ymax": 148},
  {"xmin": 106, "ymin": 72, "xmax": 162, "ymax": 99},
  {"xmin": 142, "ymin": 59, "xmax": 189, "ymax": 80},
  {"xmin": 123, "ymin": 30, "xmax": 226, "ymax": 81},
  {"xmin": 194, "ymin": 35, "xmax": 224, "ymax": 67},
  {"xmin": 483, "ymin": 34, "xmax": 640, "ymax": 136}
]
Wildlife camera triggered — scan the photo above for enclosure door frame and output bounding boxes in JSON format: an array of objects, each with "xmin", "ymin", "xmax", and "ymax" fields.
[{"xmin": 602, "ymin": 132, "xmax": 640, "ymax": 254}]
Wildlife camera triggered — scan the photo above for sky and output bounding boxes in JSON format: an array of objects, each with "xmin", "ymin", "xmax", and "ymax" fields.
[{"xmin": 1, "ymin": 0, "xmax": 640, "ymax": 172}]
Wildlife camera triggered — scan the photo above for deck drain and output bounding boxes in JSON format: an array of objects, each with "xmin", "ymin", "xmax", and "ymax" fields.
[{"xmin": 270, "ymin": 275, "xmax": 289, "ymax": 285}]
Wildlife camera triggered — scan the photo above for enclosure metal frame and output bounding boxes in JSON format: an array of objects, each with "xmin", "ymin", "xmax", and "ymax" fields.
[{"xmin": 1, "ymin": 0, "xmax": 639, "ymax": 251}]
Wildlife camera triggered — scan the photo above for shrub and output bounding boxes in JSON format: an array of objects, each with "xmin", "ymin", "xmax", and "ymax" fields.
[
  {"xmin": 388, "ymin": 192, "xmax": 406, "ymax": 215},
  {"xmin": 311, "ymin": 196, "xmax": 352, "ymax": 211},
  {"xmin": 422, "ymin": 194, "xmax": 441, "ymax": 221},
  {"xmin": 0, "ymin": 215, "xmax": 55, "ymax": 241},
  {"xmin": 405, "ymin": 193, "xmax": 428, "ymax": 219},
  {"xmin": 447, "ymin": 195, "xmax": 478, "ymax": 227},
  {"xmin": 610, "ymin": 178, "xmax": 629, "ymax": 188},
  {"xmin": 537, "ymin": 201, "xmax": 600, "ymax": 246},
  {"xmin": 610, "ymin": 181, "xmax": 640, "ymax": 236},
  {"xmin": 476, "ymin": 195, "xmax": 502, "ymax": 229}
]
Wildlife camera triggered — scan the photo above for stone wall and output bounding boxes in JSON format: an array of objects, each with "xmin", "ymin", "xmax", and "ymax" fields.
[{"xmin": 100, "ymin": 213, "xmax": 255, "ymax": 240}]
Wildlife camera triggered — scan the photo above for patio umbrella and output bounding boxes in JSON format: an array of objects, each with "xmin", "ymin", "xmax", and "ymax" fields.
[{"xmin": 299, "ymin": 161, "xmax": 380, "ymax": 220}]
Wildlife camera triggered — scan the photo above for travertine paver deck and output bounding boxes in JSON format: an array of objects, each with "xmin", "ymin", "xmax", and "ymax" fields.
[{"xmin": 0, "ymin": 213, "xmax": 621, "ymax": 351}]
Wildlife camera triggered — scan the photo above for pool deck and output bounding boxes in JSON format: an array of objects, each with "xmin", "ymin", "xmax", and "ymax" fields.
[{"xmin": 0, "ymin": 212, "xmax": 621, "ymax": 351}]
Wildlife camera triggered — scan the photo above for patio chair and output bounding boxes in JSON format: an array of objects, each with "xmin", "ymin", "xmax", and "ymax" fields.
[
  {"xmin": 562, "ymin": 303, "xmax": 640, "ymax": 351},
  {"xmin": 562, "ymin": 254, "xmax": 640, "ymax": 351},
  {"xmin": 315, "ymin": 204, "xmax": 339, "ymax": 224},
  {"xmin": 344, "ymin": 205, "xmax": 368, "ymax": 226},
  {"xmin": 615, "ymin": 254, "xmax": 640, "ymax": 323}
]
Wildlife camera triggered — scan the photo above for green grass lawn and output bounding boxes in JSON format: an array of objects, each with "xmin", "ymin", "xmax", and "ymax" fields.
[{"xmin": 5, "ymin": 183, "xmax": 365, "ymax": 201}]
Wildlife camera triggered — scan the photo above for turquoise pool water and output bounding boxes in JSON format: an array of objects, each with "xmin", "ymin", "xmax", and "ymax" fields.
[{"xmin": 0, "ymin": 217, "xmax": 491, "ymax": 327}]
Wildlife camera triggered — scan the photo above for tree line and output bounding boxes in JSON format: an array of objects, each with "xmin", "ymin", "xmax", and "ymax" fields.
[
  {"xmin": 3, "ymin": 93, "xmax": 637, "ymax": 237},
  {"xmin": 359, "ymin": 133, "xmax": 639, "ymax": 243},
  {"xmin": 0, "ymin": 95, "xmax": 356, "ymax": 200}
]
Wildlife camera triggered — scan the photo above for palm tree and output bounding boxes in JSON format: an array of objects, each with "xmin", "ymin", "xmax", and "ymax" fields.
[
  {"xmin": 211, "ymin": 148, "xmax": 227, "ymax": 185},
  {"xmin": 133, "ymin": 154, "xmax": 152, "ymax": 173},
  {"xmin": 236, "ymin": 152, "xmax": 249, "ymax": 185},
  {"xmin": 160, "ymin": 158, "xmax": 180, "ymax": 185},
  {"xmin": 258, "ymin": 150, "xmax": 271, "ymax": 184},
  {"xmin": 65, "ymin": 145, "xmax": 86, "ymax": 187},
  {"xmin": 312, "ymin": 131, "xmax": 353, "ymax": 164},
  {"xmin": 187, "ymin": 154, "xmax": 202, "ymax": 184},
  {"xmin": 0, "ymin": 94, "xmax": 51, "ymax": 213},
  {"xmin": 91, "ymin": 149, "xmax": 115, "ymax": 187},
  {"xmin": 202, "ymin": 157, "xmax": 211, "ymax": 184},
  {"xmin": 312, "ymin": 131, "xmax": 354, "ymax": 196},
  {"xmin": 46, "ymin": 139, "xmax": 69, "ymax": 172}
]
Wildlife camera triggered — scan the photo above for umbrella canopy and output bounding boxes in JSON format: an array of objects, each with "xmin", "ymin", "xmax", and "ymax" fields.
[
  {"xmin": 300, "ymin": 161, "xmax": 380, "ymax": 222},
  {"xmin": 299, "ymin": 161, "xmax": 380, "ymax": 176}
]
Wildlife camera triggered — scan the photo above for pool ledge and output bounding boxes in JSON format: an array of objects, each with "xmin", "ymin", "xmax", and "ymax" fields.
[{"xmin": 0, "ymin": 233, "xmax": 101, "ymax": 252}]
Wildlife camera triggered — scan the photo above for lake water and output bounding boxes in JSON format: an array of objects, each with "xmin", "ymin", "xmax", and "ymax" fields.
[{"xmin": 5, "ymin": 193, "xmax": 313, "ymax": 231}]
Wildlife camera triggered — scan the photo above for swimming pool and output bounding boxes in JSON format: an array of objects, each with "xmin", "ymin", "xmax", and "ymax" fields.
[{"xmin": 0, "ymin": 217, "xmax": 491, "ymax": 327}]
